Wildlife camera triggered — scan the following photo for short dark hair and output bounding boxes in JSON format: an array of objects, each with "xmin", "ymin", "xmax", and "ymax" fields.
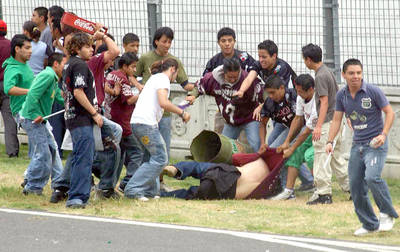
[
  {"xmin": 118, "ymin": 52, "xmax": 139, "ymax": 69},
  {"xmin": 342, "ymin": 58, "xmax": 363, "ymax": 73},
  {"xmin": 51, "ymin": 17, "xmax": 62, "ymax": 34},
  {"xmin": 123, "ymin": 33, "xmax": 139, "ymax": 45},
  {"xmin": 222, "ymin": 58, "xmax": 240, "ymax": 73},
  {"xmin": 66, "ymin": 32, "xmax": 92, "ymax": 56},
  {"xmin": 47, "ymin": 52, "xmax": 64, "ymax": 67},
  {"xmin": 10, "ymin": 34, "xmax": 31, "ymax": 58},
  {"xmin": 258, "ymin": 40, "xmax": 278, "ymax": 57},
  {"xmin": 294, "ymin": 74, "xmax": 315, "ymax": 91},
  {"xmin": 265, "ymin": 75, "xmax": 285, "ymax": 89},
  {"xmin": 48, "ymin": 5, "xmax": 65, "ymax": 19},
  {"xmin": 152, "ymin": 27, "xmax": 174, "ymax": 49},
  {"xmin": 150, "ymin": 58, "xmax": 178, "ymax": 74},
  {"xmin": 302, "ymin": 43, "xmax": 322, "ymax": 63},
  {"xmin": 34, "ymin": 7, "xmax": 48, "ymax": 23},
  {"xmin": 217, "ymin": 27, "xmax": 236, "ymax": 41},
  {"xmin": 23, "ymin": 21, "xmax": 41, "ymax": 42}
]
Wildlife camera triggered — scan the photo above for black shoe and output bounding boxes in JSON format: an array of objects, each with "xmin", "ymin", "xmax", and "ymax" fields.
[
  {"xmin": 9, "ymin": 153, "xmax": 18, "ymax": 158},
  {"xmin": 118, "ymin": 183, "xmax": 125, "ymax": 193},
  {"xmin": 306, "ymin": 194, "xmax": 333, "ymax": 205},
  {"xmin": 96, "ymin": 188, "xmax": 120, "ymax": 199},
  {"xmin": 296, "ymin": 183, "xmax": 315, "ymax": 192},
  {"xmin": 50, "ymin": 189, "xmax": 68, "ymax": 203},
  {"xmin": 20, "ymin": 179, "xmax": 28, "ymax": 188}
]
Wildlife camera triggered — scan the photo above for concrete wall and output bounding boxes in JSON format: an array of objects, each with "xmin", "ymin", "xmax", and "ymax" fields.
[{"xmin": 1, "ymin": 85, "xmax": 399, "ymax": 178}]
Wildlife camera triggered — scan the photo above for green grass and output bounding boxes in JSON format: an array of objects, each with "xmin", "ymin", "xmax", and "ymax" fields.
[{"xmin": 0, "ymin": 144, "xmax": 399, "ymax": 245}]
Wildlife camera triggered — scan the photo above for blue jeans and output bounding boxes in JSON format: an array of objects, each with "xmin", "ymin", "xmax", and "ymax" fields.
[
  {"xmin": 67, "ymin": 125, "xmax": 94, "ymax": 206},
  {"xmin": 348, "ymin": 140, "xmax": 398, "ymax": 231},
  {"xmin": 158, "ymin": 116, "xmax": 171, "ymax": 162},
  {"xmin": 222, "ymin": 120, "xmax": 260, "ymax": 152},
  {"xmin": 124, "ymin": 124, "xmax": 168, "ymax": 198},
  {"xmin": 268, "ymin": 121, "xmax": 286, "ymax": 146},
  {"xmin": 119, "ymin": 128, "xmax": 144, "ymax": 188},
  {"xmin": 161, "ymin": 161, "xmax": 213, "ymax": 199},
  {"xmin": 21, "ymin": 119, "xmax": 63, "ymax": 193},
  {"xmin": 268, "ymin": 126, "xmax": 314, "ymax": 188}
]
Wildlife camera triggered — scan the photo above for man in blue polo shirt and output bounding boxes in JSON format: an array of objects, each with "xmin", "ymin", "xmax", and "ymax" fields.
[{"xmin": 326, "ymin": 58, "xmax": 398, "ymax": 236}]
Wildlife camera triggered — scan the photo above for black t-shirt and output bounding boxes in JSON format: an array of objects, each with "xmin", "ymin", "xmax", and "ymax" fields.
[
  {"xmin": 202, "ymin": 49, "xmax": 256, "ymax": 76},
  {"xmin": 249, "ymin": 58, "xmax": 296, "ymax": 88},
  {"xmin": 261, "ymin": 88, "xmax": 297, "ymax": 128},
  {"xmin": 62, "ymin": 56, "xmax": 96, "ymax": 130}
]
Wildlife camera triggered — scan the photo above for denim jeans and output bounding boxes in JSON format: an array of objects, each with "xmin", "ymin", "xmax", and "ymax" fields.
[
  {"xmin": 21, "ymin": 119, "xmax": 63, "ymax": 193},
  {"xmin": 222, "ymin": 120, "xmax": 260, "ymax": 152},
  {"xmin": 268, "ymin": 126, "xmax": 314, "ymax": 188},
  {"xmin": 348, "ymin": 140, "xmax": 399, "ymax": 231},
  {"xmin": 173, "ymin": 161, "xmax": 214, "ymax": 180},
  {"xmin": 67, "ymin": 125, "xmax": 94, "ymax": 206},
  {"xmin": 268, "ymin": 121, "xmax": 286, "ymax": 146},
  {"xmin": 119, "ymin": 128, "xmax": 144, "ymax": 188},
  {"xmin": 124, "ymin": 123, "xmax": 168, "ymax": 198},
  {"xmin": 158, "ymin": 116, "xmax": 171, "ymax": 162}
]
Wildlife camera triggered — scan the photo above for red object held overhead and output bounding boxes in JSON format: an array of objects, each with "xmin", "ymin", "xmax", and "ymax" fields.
[{"xmin": 61, "ymin": 12, "xmax": 108, "ymax": 35}]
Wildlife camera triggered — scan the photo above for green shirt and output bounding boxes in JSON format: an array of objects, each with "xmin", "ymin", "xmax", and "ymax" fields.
[
  {"xmin": 2, "ymin": 57, "xmax": 34, "ymax": 115},
  {"xmin": 20, "ymin": 66, "xmax": 63, "ymax": 121},
  {"xmin": 135, "ymin": 50, "xmax": 188, "ymax": 86}
]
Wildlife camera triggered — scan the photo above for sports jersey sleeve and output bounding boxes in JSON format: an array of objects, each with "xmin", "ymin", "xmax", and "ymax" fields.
[
  {"xmin": 335, "ymin": 89, "xmax": 345, "ymax": 112},
  {"xmin": 88, "ymin": 52, "xmax": 106, "ymax": 79},
  {"xmin": 196, "ymin": 72, "xmax": 216, "ymax": 96},
  {"xmin": 260, "ymin": 99, "xmax": 273, "ymax": 118},
  {"xmin": 202, "ymin": 58, "xmax": 215, "ymax": 76},
  {"xmin": 248, "ymin": 61, "xmax": 262, "ymax": 74},
  {"xmin": 71, "ymin": 62, "xmax": 91, "ymax": 89},
  {"xmin": 120, "ymin": 82, "xmax": 133, "ymax": 104}
]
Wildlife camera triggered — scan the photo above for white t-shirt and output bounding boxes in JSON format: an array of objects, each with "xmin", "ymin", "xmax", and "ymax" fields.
[
  {"xmin": 295, "ymin": 94, "xmax": 318, "ymax": 130},
  {"xmin": 131, "ymin": 73, "xmax": 170, "ymax": 126}
]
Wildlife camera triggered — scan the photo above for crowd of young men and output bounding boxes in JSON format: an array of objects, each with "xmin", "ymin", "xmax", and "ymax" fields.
[{"xmin": 0, "ymin": 4, "xmax": 397, "ymax": 235}]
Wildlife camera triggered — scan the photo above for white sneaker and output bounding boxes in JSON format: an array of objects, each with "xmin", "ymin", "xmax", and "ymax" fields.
[
  {"xmin": 379, "ymin": 213, "xmax": 395, "ymax": 231},
  {"xmin": 138, "ymin": 196, "xmax": 149, "ymax": 202},
  {"xmin": 354, "ymin": 227, "xmax": 377, "ymax": 236},
  {"xmin": 153, "ymin": 196, "xmax": 160, "ymax": 200},
  {"xmin": 271, "ymin": 188, "xmax": 295, "ymax": 200}
]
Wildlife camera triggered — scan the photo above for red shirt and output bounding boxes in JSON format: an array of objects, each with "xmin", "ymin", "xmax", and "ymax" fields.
[
  {"xmin": 88, "ymin": 52, "xmax": 106, "ymax": 107},
  {"xmin": 106, "ymin": 70, "xmax": 135, "ymax": 137},
  {"xmin": 0, "ymin": 37, "xmax": 11, "ymax": 81}
]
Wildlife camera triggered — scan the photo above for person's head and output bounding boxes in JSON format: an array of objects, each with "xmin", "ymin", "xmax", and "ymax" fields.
[
  {"xmin": 48, "ymin": 5, "xmax": 64, "ymax": 26},
  {"xmin": 222, "ymin": 57, "xmax": 241, "ymax": 84},
  {"xmin": 153, "ymin": 27, "xmax": 174, "ymax": 56},
  {"xmin": 302, "ymin": 43, "xmax": 322, "ymax": 69},
  {"xmin": 123, "ymin": 33, "xmax": 140, "ymax": 54},
  {"xmin": 11, "ymin": 34, "xmax": 32, "ymax": 62},
  {"xmin": 50, "ymin": 17, "xmax": 62, "ymax": 40},
  {"xmin": 66, "ymin": 32, "xmax": 93, "ymax": 60},
  {"xmin": 264, "ymin": 75, "xmax": 286, "ymax": 102},
  {"xmin": 217, "ymin": 27, "xmax": 236, "ymax": 57},
  {"xmin": 31, "ymin": 7, "xmax": 48, "ymax": 26},
  {"xmin": 0, "ymin": 19, "xmax": 7, "ymax": 37},
  {"xmin": 294, "ymin": 74, "xmax": 315, "ymax": 101},
  {"xmin": 118, "ymin": 52, "xmax": 139, "ymax": 76},
  {"xmin": 48, "ymin": 52, "xmax": 67, "ymax": 78},
  {"xmin": 342, "ymin": 58, "xmax": 363, "ymax": 89},
  {"xmin": 150, "ymin": 58, "xmax": 179, "ymax": 82},
  {"xmin": 257, "ymin": 40, "xmax": 278, "ymax": 70},
  {"xmin": 23, "ymin": 21, "xmax": 41, "ymax": 42}
]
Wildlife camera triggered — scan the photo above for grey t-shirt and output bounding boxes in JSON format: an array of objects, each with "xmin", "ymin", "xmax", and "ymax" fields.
[
  {"xmin": 314, "ymin": 64, "xmax": 338, "ymax": 123},
  {"xmin": 39, "ymin": 25, "xmax": 54, "ymax": 55}
]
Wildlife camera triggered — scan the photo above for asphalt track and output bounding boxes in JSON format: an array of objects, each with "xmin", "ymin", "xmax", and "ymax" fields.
[{"xmin": 1, "ymin": 208, "xmax": 399, "ymax": 252}]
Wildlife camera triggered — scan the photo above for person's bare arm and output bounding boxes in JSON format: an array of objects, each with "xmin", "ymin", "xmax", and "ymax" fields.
[
  {"xmin": 258, "ymin": 117, "xmax": 269, "ymax": 153},
  {"xmin": 74, "ymin": 88, "xmax": 103, "ymax": 127},
  {"xmin": 7, "ymin": 86, "xmax": 28, "ymax": 96},
  {"xmin": 157, "ymin": 88, "xmax": 190, "ymax": 122},
  {"xmin": 326, "ymin": 111, "xmax": 344, "ymax": 153},
  {"xmin": 277, "ymin": 115, "xmax": 303, "ymax": 153},
  {"xmin": 313, "ymin": 95, "xmax": 328, "ymax": 141},
  {"xmin": 126, "ymin": 95, "xmax": 139, "ymax": 105},
  {"xmin": 234, "ymin": 70, "xmax": 258, "ymax": 98},
  {"xmin": 283, "ymin": 127, "xmax": 312, "ymax": 158},
  {"xmin": 93, "ymin": 30, "xmax": 120, "ymax": 64}
]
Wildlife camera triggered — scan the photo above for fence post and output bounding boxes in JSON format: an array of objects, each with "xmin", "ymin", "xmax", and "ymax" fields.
[
  {"xmin": 0, "ymin": 0, "xmax": 3, "ymax": 20},
  {"xmin": 147, "ymin": 0, "xmax": 162, "ymax": 51},
  {"xmin": 322, "ymin": 0, "xmax": 341, "ymax": 83}
]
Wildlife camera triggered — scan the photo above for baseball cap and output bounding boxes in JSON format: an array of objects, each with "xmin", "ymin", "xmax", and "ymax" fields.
[{"xmin": 0, "ymin": 20, "xmax": 7, "ymax": 32}]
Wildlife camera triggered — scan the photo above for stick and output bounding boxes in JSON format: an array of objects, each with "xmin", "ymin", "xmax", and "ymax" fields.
[
  {"xmin": 42, "ymin": 109, "xmax": 65, "ymax": 120},
  {"xmin": 323, "ymin": 123, "xmax": 346, "ymax": 169}
]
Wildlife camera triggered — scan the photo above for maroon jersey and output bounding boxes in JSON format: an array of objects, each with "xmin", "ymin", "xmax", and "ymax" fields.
[
  {"xmin": 105, "ymin": 70, "xmax": 135, "ymax": 137},
  {"xmin": 197, "ymin": 66, "xmax": 263, "ymax": 126},
  {"xmin": 88, "ymin": 52, "xmax": 106, "ymax": 107}
]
